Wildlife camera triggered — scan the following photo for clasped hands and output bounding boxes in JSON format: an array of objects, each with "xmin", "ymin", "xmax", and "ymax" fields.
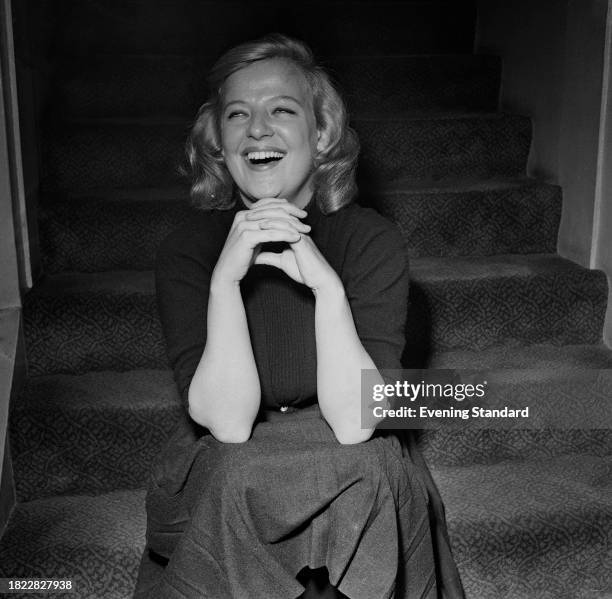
[{"xmin": 213, "ymin": 198, "xmax": 341, "ymax": 294}]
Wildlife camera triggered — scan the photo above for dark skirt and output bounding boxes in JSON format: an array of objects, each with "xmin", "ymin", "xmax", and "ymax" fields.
[{"xmin": 134, "ymin": 406, "xmax": 463, "ymax": 599}]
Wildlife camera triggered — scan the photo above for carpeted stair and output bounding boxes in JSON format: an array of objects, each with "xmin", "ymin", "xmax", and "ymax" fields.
[{"xmin": 1, "ymin": 1, "xmax": 611, "ymax": 598}]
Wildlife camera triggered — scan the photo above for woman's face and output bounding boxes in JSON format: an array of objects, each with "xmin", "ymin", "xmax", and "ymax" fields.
[{"xmin": 220, "ymin": 58, "xmax": 323, "ymax": 209}]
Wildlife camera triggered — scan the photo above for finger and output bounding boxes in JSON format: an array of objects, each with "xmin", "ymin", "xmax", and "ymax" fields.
[
  {"xmin": 245, "ymin": 211, "xmax": 310, "ymax": 230},
  {"xmin": 286, "ymin": 232, "xmax": 314, "ymax": 250},
  {"xmin": 245, "ymin": 206, "xmax": 307, "ymax": 220},
  {"xmin": 242, "ymin": 228, "xmax": 301, "ymax": 245},
  {"xmin": 247, "ymin": 202, "xmax": 308, "ymax": 219},
  {"xmin": 256, "ymin": 218, "xmax": 311, "ymax": 233},
  {"xmin": 249, "ymin": 197, "xmax": 293, "ymax": 208},
  {"xmin": 232, "ymin": 219, "xmax": 267, "ymax": 235},
  {"xmin": 253, "ymin": 251, "xmax": 283, "ymax": 268}
]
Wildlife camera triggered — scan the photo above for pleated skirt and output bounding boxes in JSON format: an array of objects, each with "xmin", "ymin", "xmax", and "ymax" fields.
[{"xmin": 135, "ymin": 406, "xmax": 440, "ymax": 599}]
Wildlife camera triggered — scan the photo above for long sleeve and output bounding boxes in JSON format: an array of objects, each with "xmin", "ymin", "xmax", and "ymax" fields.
[
  {"xmin": 340, "ymin": 208, "xmax": 410, "ymax": 372},
  {"xmin": 155, "ymin": 212, "xmax": 232, "ymax": 407}
]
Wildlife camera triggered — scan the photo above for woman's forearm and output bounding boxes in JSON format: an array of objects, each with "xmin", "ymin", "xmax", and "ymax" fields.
[
  {"xmin": 187, "ymin": 276, "xmax": 261, "ymax": 442},
  {"xmin": 314, "ymin": 281, "xmax": 382, "ymax": 444}
]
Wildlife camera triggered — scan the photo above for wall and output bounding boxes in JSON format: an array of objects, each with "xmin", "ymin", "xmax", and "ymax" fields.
[
  {"xmin": 12, "ymin": 0, "xmax": 50, "ymax": 285},
  {"xmin": 592, "ymin": 9, "xmax": 612, "ymax": 343},
  {"xmin": 476, "ymin": 0, "xmax": 612, "ymax": 344},
  {"xmin": 0, "ymin": 0, "xmax": 27, "ymax": 534}
]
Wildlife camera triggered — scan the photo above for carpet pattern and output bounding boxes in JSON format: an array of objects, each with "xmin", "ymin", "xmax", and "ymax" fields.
[
  {"xmin": 39, "ymin": 196, "xmax": 196, "ymax": 273},
  {"xmin": 39, "ymin": 179, "xmax": 558, "ymax": 273},
  {"xmin": 2, "ymin": 1, "xmax": 611, "ymax": 598},
  {"xmin": 435, "ymin": 455, "xmax": 612, "ymax": 599},
  {"xmin": 375, "ymin": 179, "xmax": 561, "ymax": 257},
  {"xmin": 9, "ymin": 366, "xmax": 612, "ymax": 501},
  {"xmin": 23, "ymin": 256, "xmax": 607, "ymax": 376},
  {"xmin": 41, "ymin": 115, "xmax": 531, "ymax": 192},
  {"xmin": 0, "ymin": 490, "xmax": 147, "ymax": 599},
  {"xmin": 10, "ymin": 370, "xmax": 182, "ymax": 501}
]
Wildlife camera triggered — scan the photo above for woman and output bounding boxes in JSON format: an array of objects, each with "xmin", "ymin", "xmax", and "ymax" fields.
[{"xmin": 134, "ymin": 34, "xmax": 464, "ymax": 599}]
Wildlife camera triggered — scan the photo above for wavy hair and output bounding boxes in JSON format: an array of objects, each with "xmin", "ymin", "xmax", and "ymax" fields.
[{"xmin": 185, "ymin": 34, "xmax": 360, "ymax": 214}]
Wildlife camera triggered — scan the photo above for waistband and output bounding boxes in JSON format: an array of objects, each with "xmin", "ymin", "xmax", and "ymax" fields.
[{"xmin": 259, "ymin": 403, "xmax": 321, "ymax": 423}]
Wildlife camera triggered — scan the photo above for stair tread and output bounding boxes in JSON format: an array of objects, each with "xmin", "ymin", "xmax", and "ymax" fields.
[
  {"xmin": 434, "ymin": 453, "xmax": 612, "ymax": 519},
  {"xmin": 411, "ymin": 253, "xmax": 600, "ymax": 282},
  {"xmin": 32, "ymin": 253, "xmax": 600, "ymax": 295},
  {"xmin": 17, "ymin": 369, "xmax": 178, "ymax": 410},
  {"xmin": 31, "ymin": 270, "xmax": 155, "ymax": 295},
  {"xmin": 46, "ymin": 186, "xmax": 191, "ymax": 202},
  {"xmin": 44, "ymin": 177, "xmax": 553, "ymax": 201},
  {"xmin": 19, "ymin": 340, "xmax": 612, "ymax": 394},
  {"xmin": 380, "ymin": 175, "xmax": 556, "ymax": 193},
  {"xmin": 430, "ymin": 342, "xmax": 612, "ymax": 369}
]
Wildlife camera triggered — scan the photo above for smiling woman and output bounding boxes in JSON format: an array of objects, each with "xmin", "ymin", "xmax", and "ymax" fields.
[
  {"xmin": 220, "ymin": 59, "xmax": 322, "ymax": 208},
  {"xmin": 185, "ymin": 35, "xmax": 358, "ymax": 214},
  {"xmin": 134, "ymin": 34, "xmax": 464, "ymax": 599}
]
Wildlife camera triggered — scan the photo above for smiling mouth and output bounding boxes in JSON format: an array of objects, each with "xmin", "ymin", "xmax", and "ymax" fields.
[{"xmin": 246, "ymin": 150, "xmax": 285, "ymax": 165}]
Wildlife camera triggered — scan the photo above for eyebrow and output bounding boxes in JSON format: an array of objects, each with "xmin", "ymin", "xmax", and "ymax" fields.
[{"xmin": 223, "ymin": 95, "xmax": 304, "ymax": 110}]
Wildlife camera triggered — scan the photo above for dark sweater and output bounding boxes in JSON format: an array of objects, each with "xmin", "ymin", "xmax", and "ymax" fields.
[{"xmin": 155, "ymin": 197, "xmax": 409, "ymax": 411}]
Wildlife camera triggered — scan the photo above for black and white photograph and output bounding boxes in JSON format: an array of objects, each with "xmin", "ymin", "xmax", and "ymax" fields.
[{"xmin": 0, "ymin": 0, "xmax": 611, "ymax": 597}]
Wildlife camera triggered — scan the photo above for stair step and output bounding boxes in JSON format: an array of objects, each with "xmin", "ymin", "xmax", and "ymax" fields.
[
  {"xmin": 11, "ymin": 343, "xmax": 612, "ymax": 498},
  {"xmin": 10, "ymin": 370, "xmax": 181, "ymax": 501},
  {"xmin": 51, "ymin": 54, "xmax": 500, "ymax": 119},
  {"xmin": 24, "ymin": 256, "xmax": 607, "ymax": 375},
  {"xmin": 419, "ymin": 342, "xmax": 612, "ymax": 467},
  {"xmin": 23, "ymin": 271, "xmax": 165, "ymax": 376},
  {"xmin": 39, "ymin": 179, "xmax": 559, "ymax": 274},
  {"xmin": 429, "ymin": 341, "xmax": 612, "ymax": 369},
  {"xmin": 406, "ymin": 254, "xmax": 607, "ymax": 356},
  {"xmin": 0, "ymin": 489, "xmax": 146, "ymax": 599},
  {"xmin": 372, "ymin": 178, "xmax": 560, "ymax": 258},
  {"xmin": 434, "ymin": 454, "xmax": 612, "ymax": 598},
  {"xmin": 41, "ymin": 114, "xmax": 531, "ymax": 192},
  {"xmin": 2, "ymin": 455, "xmax": 609, "ymax": 599},
  {"xmin": 50, "ymin": 1, "xmax": 476, "ymax": 56},
  {"xmin": 40, "ymin": 193, "xmax": 194, "ymax": 273}
]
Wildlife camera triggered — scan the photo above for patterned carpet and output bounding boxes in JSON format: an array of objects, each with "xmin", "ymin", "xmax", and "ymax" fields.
[{"xmin": 1, "ymin": 0, "xmax": 611, "ymax": 597}]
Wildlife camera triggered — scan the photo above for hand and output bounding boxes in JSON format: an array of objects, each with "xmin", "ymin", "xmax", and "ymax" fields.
[
  {"xmin": 254, "ymin": 230, "xmax": 342, "ymax": 294},
  {"xmin": 212, "ymin": 198, "xmax": 311, "ymax": 287}
]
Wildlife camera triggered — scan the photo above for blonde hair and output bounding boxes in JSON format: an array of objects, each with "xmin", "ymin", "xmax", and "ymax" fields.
[{"xmin": 185, "ymin": 34, "xmax": 359, "ymax": 214}]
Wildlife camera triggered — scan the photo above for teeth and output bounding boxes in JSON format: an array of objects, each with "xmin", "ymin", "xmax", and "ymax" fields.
[{"xmin": 246, "ymin": 151, "xmax": 284, "ymax": 161}]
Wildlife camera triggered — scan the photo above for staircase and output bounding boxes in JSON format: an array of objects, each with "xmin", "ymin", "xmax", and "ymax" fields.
[{"xmin": 2, "ymin": 1, "xmax": 611, "ymax": 597}]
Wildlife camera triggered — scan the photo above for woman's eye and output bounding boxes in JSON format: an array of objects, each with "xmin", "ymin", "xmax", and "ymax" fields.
[
  {"xmin": 273, "ymin": 107, "xmax": 296, "ymax": 115},
  {"xmin": 227, "ymin": 110, "xmax": 247, "ymax": 119}
]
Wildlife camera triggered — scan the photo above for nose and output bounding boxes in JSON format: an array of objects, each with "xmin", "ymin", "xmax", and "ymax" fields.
[{"xmin": 247, "ymin": 110, "xmax": 273, "ymax": 139}]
